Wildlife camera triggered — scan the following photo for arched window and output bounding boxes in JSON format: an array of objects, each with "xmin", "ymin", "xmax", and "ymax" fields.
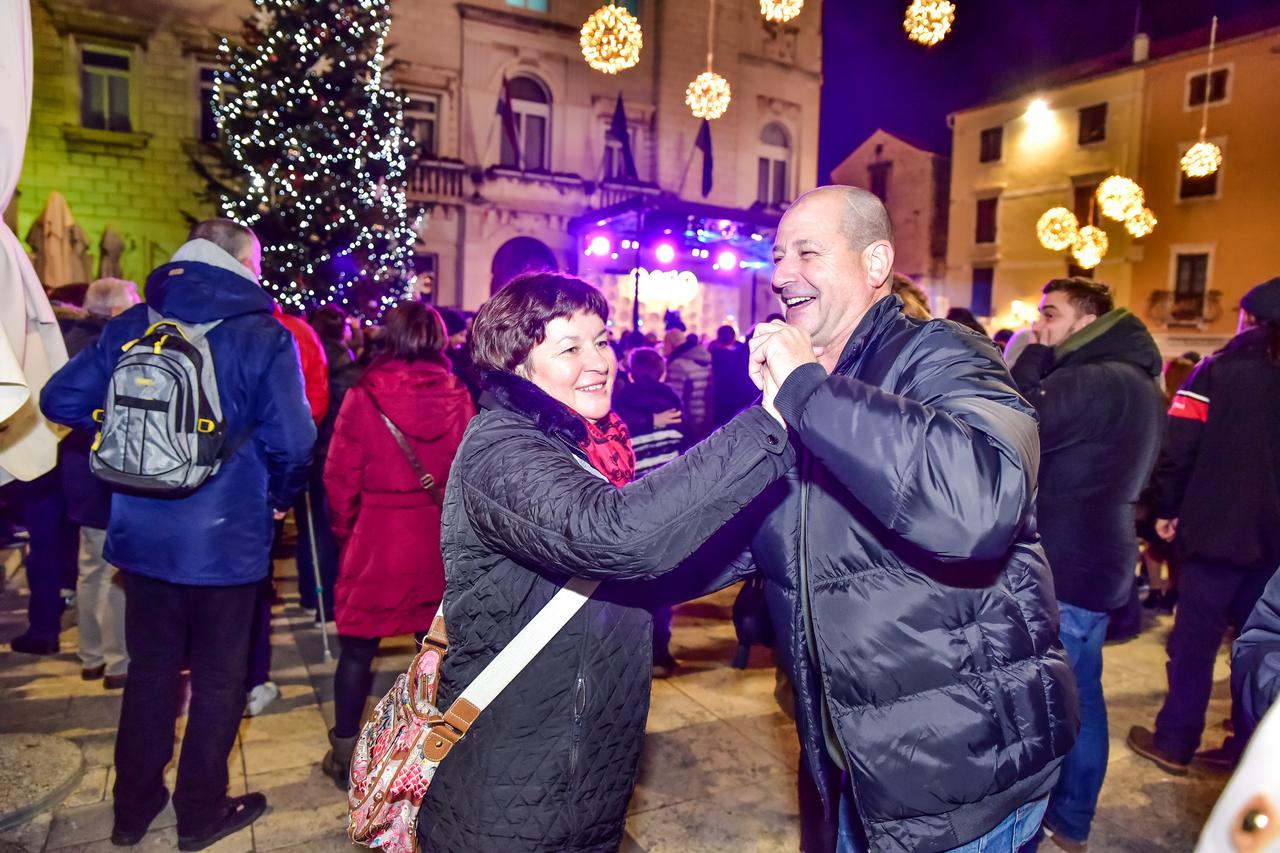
[
  {"xmin": 757, "ymin": 122, "xmax": 791, "ymax": 205},
  {"xmin": 500, "ymin": 75, "xmax": 551, "ymax": 171}
]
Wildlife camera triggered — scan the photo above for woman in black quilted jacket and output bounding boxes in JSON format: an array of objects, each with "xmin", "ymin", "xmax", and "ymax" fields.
[{"xmin": 417, "ymin": 273, "xmax": 793, "ymax": 852}]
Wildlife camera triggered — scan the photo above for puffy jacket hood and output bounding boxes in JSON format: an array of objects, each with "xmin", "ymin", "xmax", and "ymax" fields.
[
  {"xmin": 361, "ymin": 357, "xmax": 471, "ymax": 442},
  {"xmin": 671, "ymin": 342, "xmax": 711, "ymax": 366},
  {"xmin": 145, "ymin": 261, "xmax": 274, "ymax": 324},
  {"xmin": 1054, "ymin": 309, "xmax": 1163, "ymax": 378}
]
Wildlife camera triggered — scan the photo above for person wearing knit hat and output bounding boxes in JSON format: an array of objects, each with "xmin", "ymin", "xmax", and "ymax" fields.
[
  {"xmin": 436, "ymin": 307, "xmax": 479, "ymax": 403},
  {"xmin": 1239, "ymin": 276, "xmax": 1280, "ymax": 328},
  {"xmin": 1128, "ymin": 274, "xmax": 1280, "ymax": 777}
]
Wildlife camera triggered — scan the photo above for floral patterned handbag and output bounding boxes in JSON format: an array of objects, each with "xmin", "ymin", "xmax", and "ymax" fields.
[{"xmin": 347, "ymin": 577, "xmax": 599, "ymax": 852}]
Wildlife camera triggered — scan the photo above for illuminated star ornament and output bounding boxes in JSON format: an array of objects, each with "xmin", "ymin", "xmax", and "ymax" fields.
[
  {"xmin": 904, "ymin": 0, "xmax": 956, "ymax": 47},
  {"xmin": 1182, "ymin": 16, "xmax": 1224, "ymax": 179},
  {"xmin": 760, "ymin": 0, "xmax": 803, "ymax": 24},
  {"xmin": 1095, "ymin": 176, "xmax": 1144, "ymax": 223},
  {"xmin": 580, "ymin": 3, "xmax": 643, "ymax": 75},
  {"xmin": 1071, "ymin": 226, "xmax": 1109, "ymax": 271},
  {"xmin": 686, "ymin": 0, "xmax": 732, "ymax": 119},
  {"xmin": 1125, "ymin": 208, "xmax": 1158, "ymax": 238},
  {"xmin": 1036, "ymin": 208, "xmax": 1079, "ymax": 252}
]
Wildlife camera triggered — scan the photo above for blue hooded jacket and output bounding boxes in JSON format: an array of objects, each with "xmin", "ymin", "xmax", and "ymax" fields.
[{"xmin": 40, "ymin": 249, "xmax": 316, "ymax": 585}]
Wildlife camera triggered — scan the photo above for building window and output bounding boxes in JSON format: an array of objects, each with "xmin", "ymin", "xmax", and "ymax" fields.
[
  {"xmin": 1178, "ymin": 145, "xmax": 1221, "ymax": 200},
  {"xmin": 979, "ymin": 126, "xmax": 1002, "ymax": 163},
  {"xmin": 80, "ymin": 46, "xmax": 132, "ymax": 132},
  {"xmin": 1173, "ymin": 251, "xmax": 1210, "ymax": 315},
  {"xmin": 1077, "ymin": 103, "xmax": 1107, "ymax": 145},
  {"xmin": 405, "ymin": 92, "xmax": 441, "ymax": 159},
  {"xmin": 1187, "ymin": 67, "xmax": 1230, "ymax": 108},
  {"xmin": 500, "ymin": 76, "xmax": 551, "ymax": 171},
  {"xmin": 603, "ymin": 126, "xmax": 642, "ymax": 181},
  {"xmin": 1073, "ymin": 181, "xmax": 1100, "ymax": 225},
  {"xmin": 616, "ymin": 0, "xmax": 640, "ymax": 14},
  {"xmin": 971, "ymin": 266, "xmax": 994, "ymax": 317},
  {"xmin": 198, "ymin": 65, "xmax": 219, "ymax": 142},
  {"xmin": 505, "ymin": 0, "xmax": 548, "ymax": 11},
  {"xmin": 1067, "ymin": 261, "xmax": 1095, "ymax": 279},
  {"xmin": 867, "ymin": 162, "xmax": 891, "ymax": 204},
  {"xmin": 974, "ymin": 197, "xmax": 998, "ymax": 244},
  {"xmin": 757, "ymin": 122, "xmax": 791, "ymax": 206}
]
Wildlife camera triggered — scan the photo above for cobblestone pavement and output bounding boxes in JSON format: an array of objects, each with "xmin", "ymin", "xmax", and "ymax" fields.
[{"xmin": 1, "ymin": 546, "xmax": 1232, "ymax": 852}]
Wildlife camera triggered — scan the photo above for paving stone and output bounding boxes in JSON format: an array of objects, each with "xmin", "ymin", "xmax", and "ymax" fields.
[{"xmin": 0, "ymin": 734, "xmax": 84, "ymax": 833}]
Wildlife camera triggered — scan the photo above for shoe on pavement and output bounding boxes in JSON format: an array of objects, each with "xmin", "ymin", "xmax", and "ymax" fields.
[
  {"xmin": 1126, "ymin": 725, "xmax": 1189, "ymax": 775},
  {"xmin": 10, "ymin": 634, "xmax": 59, "ymax": 656},
  {"xmin": 1042, "ymin": 824, "xmax": 1088, "ymax": 852},
  {"xmin": 177, "ymin": 793, "xmax": 267, "ymax": 851},
  {"xmin": 81, "ymin": 664, "xmax": 106, "ymax": 681},
  {"xmin": 245, "ymin": 681, "xmax": 280, "ymax": 717},
  {"xmin": 321, "ymin": 728, "xmax": 357, "ymax": 790},
  {"xmin": 1192, "ymin": 743, "xmax": 1240, "ymax": 775},
  {"xmin": 110, "ymin": 788, "xmax": 169, "ymax": 846},
  {"xmin": 104, "ymin": 673, "xmax": 128, "ymax": 690}
]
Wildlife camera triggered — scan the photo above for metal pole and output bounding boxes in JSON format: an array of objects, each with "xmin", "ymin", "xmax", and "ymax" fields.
[{"xmin": 303, "ymin": 488, "xmax": 333, "ymax": 662}]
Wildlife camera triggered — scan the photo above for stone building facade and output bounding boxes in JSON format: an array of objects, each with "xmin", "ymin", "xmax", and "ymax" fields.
[{"xmin": 17, "ymin": 0, "xmax": 824, "ymax": 311}]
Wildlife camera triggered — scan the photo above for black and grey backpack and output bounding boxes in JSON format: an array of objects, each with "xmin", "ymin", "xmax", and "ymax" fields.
[{"xmin": 90, "ymin": 309, "xmax": 228, "ymax": 495}]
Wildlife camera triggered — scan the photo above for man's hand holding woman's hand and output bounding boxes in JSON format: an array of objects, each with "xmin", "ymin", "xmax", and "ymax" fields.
[{"xmin": 748, "ymin": 321, "xmax": 824, "ymax": 426}]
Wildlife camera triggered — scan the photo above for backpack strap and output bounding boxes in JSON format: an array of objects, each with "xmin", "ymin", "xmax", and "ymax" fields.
[
  {"xmin": 363, "ymin": 387, "xmax": 445, "ymax": 506},
  {"xmin": 423, "ymin": 577, "xmax": 598, "ymax": 761}
]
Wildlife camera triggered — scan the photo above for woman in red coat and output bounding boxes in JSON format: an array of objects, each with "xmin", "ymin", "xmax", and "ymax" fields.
[{"xmin": 320, "ymin": 302, "xmax": 474, "ymax": 786}]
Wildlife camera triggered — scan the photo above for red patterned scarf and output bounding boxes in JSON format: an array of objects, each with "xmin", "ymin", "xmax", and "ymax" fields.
[{"xmin": 577, "ymin": 411, "xmax": 635, "ymax": 487}]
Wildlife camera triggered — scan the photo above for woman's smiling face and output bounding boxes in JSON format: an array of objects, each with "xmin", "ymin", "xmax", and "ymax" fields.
[{"xmin": 521, "ymin": 310, "xmax": 616, "ymax": 421}]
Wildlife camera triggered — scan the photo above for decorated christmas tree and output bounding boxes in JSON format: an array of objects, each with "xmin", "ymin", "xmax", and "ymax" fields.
[{"xmin": 208, "ymin": 0, "xmax": 418, "ymax": 316}]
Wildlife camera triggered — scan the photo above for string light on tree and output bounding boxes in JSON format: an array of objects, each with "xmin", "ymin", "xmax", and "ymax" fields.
[
  {"xmin": 904, "ymin": 0, "xmax": 956, "ymax": 47},
  {"xmin": 1125, "ymin": 207, "xmax": 1158, "ymax": 238},
  {"xmin": 1036, "ymin": 207, "xmax": 1079, "ymax": 252},
  {"xmin": 686, "ymin": 0, "xmax": 732, "ymax": 119},
  {"xmin": 1182, "ymin": 15, "xmax": 1223, "ymax": 179},
  {"xmin": 760, "ymin": 0, "xmax": 803, "ymax": 24},
  {"xmin": 208, "ymin": 0, "xmax": 419, "ymax": 317},
  {"xmin": 1071, "ymin": 225, "xmax": 1109, "ymax": 270},
  {"xmin": 580, "ymin": 3, "xmax": 643, "ymax": 75},
  {"xmin": 1095, "ymin": 175, "xmax": 1144, "ymax": 223}
]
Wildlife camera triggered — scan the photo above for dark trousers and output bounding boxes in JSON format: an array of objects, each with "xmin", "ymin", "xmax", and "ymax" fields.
[
  {"xmin": 18, "ymin": 470, "xmax": 77, "ymax": 643},
  {"xmin": 333, "ymin": 633, "xmax": 425, "ymax": 738},
  {"xmin": 245, "ymin": 576, "xmax": 274, "ymax": 689},
  {"xmin": 1153, "ymin": 561, "xmax": 1274, "ymax": 762},
  {"xmin": 652, "ymin": 606, "xmax": 674, "ymax": 664},
  {"xmin": 295, "ymin": 471, "xmax": 338, "ymax": 618},
  {"xmin": 113, "ymin": 572, "xmax": 258, "ymax": 835}
]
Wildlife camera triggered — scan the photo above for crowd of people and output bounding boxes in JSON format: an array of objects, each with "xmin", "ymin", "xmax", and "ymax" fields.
[{"xmin": 3, "ymin": 186, "xmax": 1278, "ymax": 853}]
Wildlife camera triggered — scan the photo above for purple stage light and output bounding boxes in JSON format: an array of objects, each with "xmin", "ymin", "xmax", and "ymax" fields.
[
  {"xmin": 587, "ymin": 234, "xmax": 611, "ymax": 256},
  {"xmin": 716, "ymin": 250, "xmax": 737, "ymax": 271},
  {"xmin": 655, "ymin": 242, "xmax": 676, "ymax": 265}
]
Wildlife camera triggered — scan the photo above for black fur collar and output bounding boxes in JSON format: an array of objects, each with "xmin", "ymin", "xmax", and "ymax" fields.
[{"xmin": 479, "ymin": 369, "xmax": 588, "ymax": 445}]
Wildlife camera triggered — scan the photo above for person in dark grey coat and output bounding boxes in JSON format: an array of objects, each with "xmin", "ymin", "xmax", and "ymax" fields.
[
  {"xmin": 737, "ymin": 187, "xmax": 1077, "ymax": 853},
  {"xmin": 416, "ymin": 273, "xmax": 793, "ymax": 853},
  {"xmin": 1233, "ymin": 568, "xmax": 1280, "ymax": 741},
  {"xmin": 1009, "ymin": 278, "xmax": 1165, "ymax": 850}
]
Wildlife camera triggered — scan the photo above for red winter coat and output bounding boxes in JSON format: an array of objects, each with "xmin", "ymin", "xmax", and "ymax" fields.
[
  {"xmin": 324, "ymin": 357, "xmax": 474, "ymax": 638},
  {"xmin": 274, "ymin": 304, "xmax": 329, "ymax": 422}
]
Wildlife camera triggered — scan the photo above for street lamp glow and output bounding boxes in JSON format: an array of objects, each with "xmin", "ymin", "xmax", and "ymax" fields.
[
  {"xmin": 654, "ymin": 242, "xmax": 676, "ymax": 266},
  {"xmin": 715, "ymin": 250, "xmax": 737, "ymax": 271},
  {"xmin": 1025, "ymin": 98, "xmax": 1050, "ymax": 121},
  {"xmin": 587, "ymin": 234, "xmax": 611, "ymax": 256}
]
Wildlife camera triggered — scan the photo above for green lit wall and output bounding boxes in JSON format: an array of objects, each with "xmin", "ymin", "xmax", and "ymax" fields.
[{"xmin": 17, "ymin": 2, "xmax": 216, "ymax": 290}]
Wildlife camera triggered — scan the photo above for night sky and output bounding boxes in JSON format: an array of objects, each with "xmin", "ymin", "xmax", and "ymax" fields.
[{"xmin": 818, "ymin": 0, "xmax": 1280, "ymax": 177}]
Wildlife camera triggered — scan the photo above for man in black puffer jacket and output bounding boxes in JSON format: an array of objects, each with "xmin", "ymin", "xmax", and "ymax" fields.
[
  {"xmin": 1009, "ymin": 278, "xmax": 1164, "ymax": 851},
  {"xmin": 1128, "ymin": 277, "xmax": 1280, "ymax": 775},
  {"xmin": 735, "ymin": 186, "xmax": 1078, "ymax": 853}
]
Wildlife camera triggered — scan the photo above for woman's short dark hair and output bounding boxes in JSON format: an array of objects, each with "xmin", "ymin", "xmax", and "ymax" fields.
[
  {"xmin": 310, "ymin": 306, "xmax": 348, "ymax": 345},
  {"xmin": 470, "ymin": 272, "xmax": 609, "ymax": 372},
  {"xmin": 383, "ymin": 301, "xmax": 448, "ymax": 361}
]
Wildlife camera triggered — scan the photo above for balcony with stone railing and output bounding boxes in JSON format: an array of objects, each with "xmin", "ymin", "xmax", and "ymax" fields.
[{"xmin": 405, "ymin": 156, "xmax": 662, "ymax": 213}]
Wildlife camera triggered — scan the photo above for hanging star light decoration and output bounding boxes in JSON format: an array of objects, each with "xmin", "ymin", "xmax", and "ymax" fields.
[
  {"xmin": 760, "ymin": 0, "xmax": 803, "ymax": 24},
  {"xmin": 1095, "ymin": 175, "xmax": 1144, "ymax": 223},
  {"xmin": 686, "ymin": 71, "xmax": 732, "ymax": 119},
  {"xmin": 904, "ymin": 0, "xmax": 956, "ymax": 47},
  {"xmin": 1071, "ymin": 225, "xmax": 1109, "ymax": 270},
  {"xmin": 580, "ymin": 3, "xmax": 643, "ymax": 75},
  {"xmin": 1036, "ymin": 207, "xmax": 1079, "ymax": 252},
  {"xmin": 1182, "ymin": 16, "xmax": 1223, "ymax": 179},
  {"xmin": 687, "ymin": 0, "xmax": 731, "ymax": 119},
  {"xmin": 1125, "ymin": 207, "xmax": 1158, "ymax": 238},
  {"xmin": 1181, "ymin": 140, "xmax": 1223, "ymax": 179}
]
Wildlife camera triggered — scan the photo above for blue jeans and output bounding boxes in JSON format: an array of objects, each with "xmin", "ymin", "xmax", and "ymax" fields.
[
  {"xmin": 837, "ymin": 785, "xmax": 1048, "ymax": 852},
  {"xmin": 1044, "ymin": 602, "xmax": 1110, "ymax": 842}
]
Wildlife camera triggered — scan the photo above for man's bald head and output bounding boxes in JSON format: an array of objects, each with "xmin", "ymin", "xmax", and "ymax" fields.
[
  {"xmin": 188, "ymin": 218, "xmax": 262, "ymax": 278},
  {"xmin": 794, "ymin": 186, "xmax": 894, "ymax": 253}
]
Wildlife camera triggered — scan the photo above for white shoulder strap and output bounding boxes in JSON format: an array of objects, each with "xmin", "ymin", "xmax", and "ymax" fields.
[{"xmin": 457, "ymin": 576, "xmax": 598, "ymax": 712}]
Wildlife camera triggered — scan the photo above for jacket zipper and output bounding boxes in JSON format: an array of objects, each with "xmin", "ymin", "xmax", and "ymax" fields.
[{"xmin": 567, "ymin": 616, "xmax": 590, "ymax": 784}]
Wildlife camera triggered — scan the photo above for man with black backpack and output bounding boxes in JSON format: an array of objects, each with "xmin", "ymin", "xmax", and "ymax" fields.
[{"xmin": 40, "ymin": 219, "xmax": 315, "ymax": 851}]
